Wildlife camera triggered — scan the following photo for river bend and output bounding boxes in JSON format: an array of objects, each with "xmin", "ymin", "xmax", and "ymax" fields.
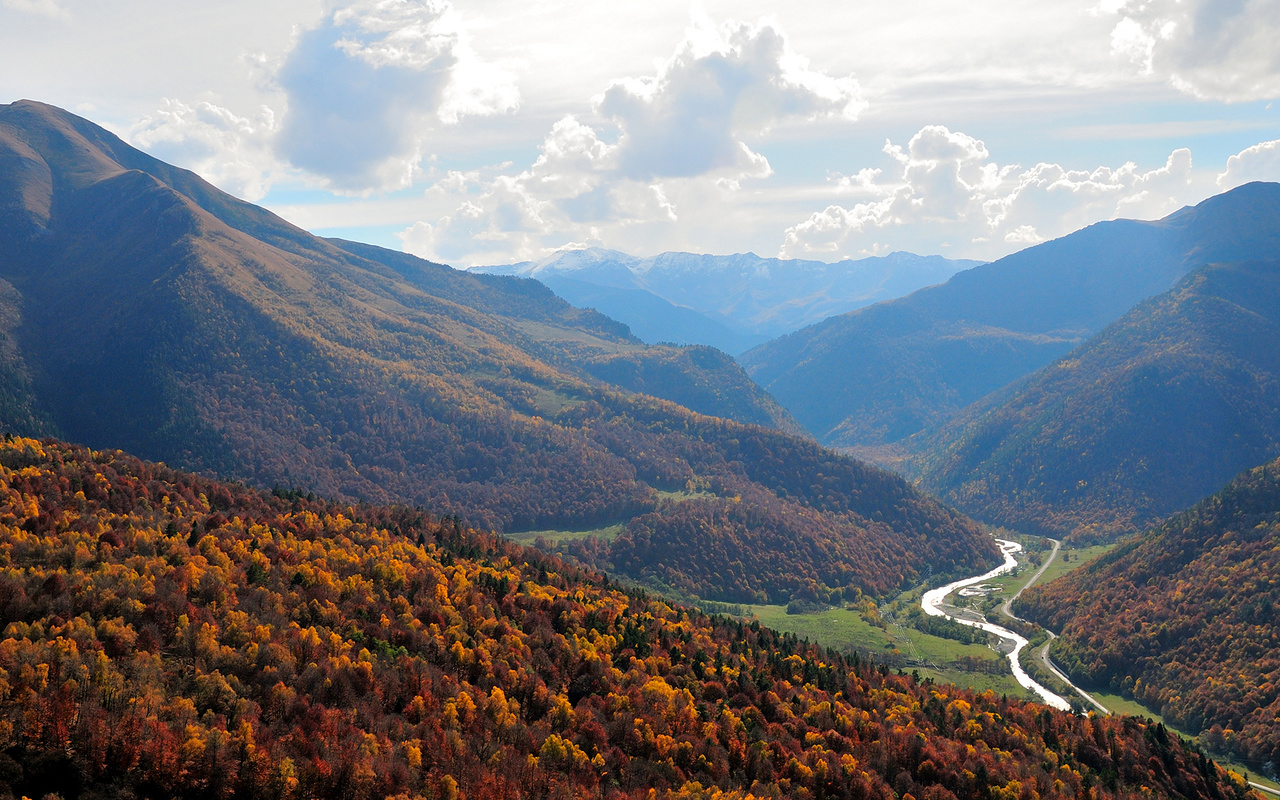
[{"xmin": 921, "ymin": 539, "xmax": 1072, "ymax": 711}]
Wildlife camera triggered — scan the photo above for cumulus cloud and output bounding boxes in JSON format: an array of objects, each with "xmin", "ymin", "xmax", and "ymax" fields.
[
  {"xmin": 780, "ymin": 126, "xmax": 1199, "ymax": 259},
  {"xmin": 400, "ymin": 16, "xmax": 862, "ymax": 264},
  {"xmin": 597, "ymin": 17, "xmax": 863, "ymax": 180},
  {"xmin": 129, "ymin": 99, "xmax": 281, "ymax": 201},
  {"xmin": 276, "ymin": 0, "xmax": 518, "ymax": 191},
  {"xmin": 400, "ymin": 116, "xmax": 678, "ymax": 263},
  {"xmin": 1218, "ymin": 138, "xmax": 1280, "ymax": 188},
  {"xmin": 1100, "ymin": 0, "xmax": 1280, "ymax": 101}
]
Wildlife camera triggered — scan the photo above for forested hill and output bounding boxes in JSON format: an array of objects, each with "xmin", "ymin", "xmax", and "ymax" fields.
[
  {"xmin": 0, "ymin": 435, "xmax": 1250, "ymax": 800},
  {"xmin": 906, "ymin": 258, "xmax": 1280, "ymax": 540},
  {"xmin": 0, "ymin": 99, "xmax": 995, "ymax": 604},
  {"xmin": 0, "ymin": 99, "xmax": 796, "ymax": 437},
  {"xmin": 740, "ymin": 183, "xmax": 1280, "ymax": 454},
  {"xmin": 328, "ymin": 237, "xmax": 803, "ymax": 435},
  {"xmin": 1017, "ymin": 456, "xmax": 1280, "ymax": 774},
  {"xmin": 912, "ymin": 259, "xmax": 1280, "ymax": 541}
]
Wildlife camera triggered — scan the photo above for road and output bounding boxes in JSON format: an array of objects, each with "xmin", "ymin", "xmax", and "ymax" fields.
[
  {"xmin": 999, "ymin": 537, "xmax": 1059, "ymax": 618},
  {"xmin": 1035, "ymin": 633, "xmax": 1111, "ymax": 714},
  {"xmin": 993, "ymin": 538, "xmax": 1111, "ymax": 714}
]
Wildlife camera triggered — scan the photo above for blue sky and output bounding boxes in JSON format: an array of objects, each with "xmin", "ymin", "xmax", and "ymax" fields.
[{"xmin": 3, "ymin": 0, "xmax": 1278, "ymax": 265}]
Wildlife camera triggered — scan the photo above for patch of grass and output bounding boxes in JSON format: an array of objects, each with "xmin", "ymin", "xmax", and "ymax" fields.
[
  {"xmin": 1035, "ymin": 543, "xmax": 1116, "ymax": 586},
  {"xmin": 741, "ymin": 604, "xmax": 888, "ymax": 653},
  {"xmin": 505, "ymin": 523, "xmax": 625, "ymax": 545},
  {"xmin": 984, "ymin": 570, "xmax": 1033, "ymax": 596},
  {"xmin": 530, "ymin": 386, "xmax": 583, "ymax": 416},
  {"xmin": 1088, "ymin": 689, "xmax": 1167, "ymax": 721},
  {"xmin": 926, "ymin": 669, "xmax": 1034, "ymax": 699},
  {"xmin": 512, "ymin": 320, "xmax": 646, "ymax": 353},
  {"xmin": 738, "ymin": 603, "xmax": 1032, "ymax": 700},
  {"xmin": 653, "ymin": 487, "xmax": 716, "ymax": 502}
]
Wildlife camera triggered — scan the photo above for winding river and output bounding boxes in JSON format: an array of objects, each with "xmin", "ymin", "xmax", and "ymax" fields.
[{"xmin": 921, "ymin": 539, "xmax": 1072, "ymax": 711}]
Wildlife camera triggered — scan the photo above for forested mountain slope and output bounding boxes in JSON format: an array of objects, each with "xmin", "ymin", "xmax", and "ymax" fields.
[
  {"xmin": 0, "ymin": 100, "xmax": 995, "ymax": 603},
  {"xmin": 328, "ymin": 238, "xmax": 807, "ymax": 435},
  {"xmin": 741, "ymin": 183, "xmax": 1280, "ymax": 453},
  {"xmin": 0, "ymin": 436, "xmax": 1249, "ymax": 800},
  {"xmin": 912, "ymin": 259, "xmax": 1280, "ymax": 540},
  {"xmin": 1017, "ymin": 456, "xmax": 1280, "ymax": 774}
]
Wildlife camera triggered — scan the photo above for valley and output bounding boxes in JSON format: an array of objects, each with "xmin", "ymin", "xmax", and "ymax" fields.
[
  {"xmin": 0, "ymin": 95, "xmax": 1278, "ymax": 800},
  {"xmin": 473, "ymin": 249, "xmax": 980, "ymax": 354},
  {"xmin": 0, "ymin": 99, "xmax": 1001, "ymax": 608},
  {"xmin": 729, "ymin": 533, "xmax": 1117, "ymax": 710}
]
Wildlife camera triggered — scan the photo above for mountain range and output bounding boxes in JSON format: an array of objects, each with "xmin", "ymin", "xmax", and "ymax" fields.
[
  {"xmin": 473, "ymin": 248, "xmax": 978, "ymax": 354},
  {"xmin": 740, "ymin": 183, "xmax": 1280, "ymax": 456},
  {"xmin": 2, "ymin": 97, "xmax": 1279, "ymax": 800},
  {"xmin": 0, "ymin": 99, "xmax": 996, "ymax": 604}
]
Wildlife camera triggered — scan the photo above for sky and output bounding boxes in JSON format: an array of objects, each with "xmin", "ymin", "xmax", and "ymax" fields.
[{"xmin": 2, "ymin": 0, "xmax": 1279, "ymax": 266}]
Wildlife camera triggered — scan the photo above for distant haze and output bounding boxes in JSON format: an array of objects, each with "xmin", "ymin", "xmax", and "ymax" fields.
[{"xmin": 473, "ymin": 248, "xmax": 980, "ymax": 354}]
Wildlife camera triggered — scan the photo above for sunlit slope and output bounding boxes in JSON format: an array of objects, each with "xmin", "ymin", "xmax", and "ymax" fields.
[
  {"xmin": 0, "ymin": 99, "xmax": 996, "ymax": 603},
  {"xmin": 0, "ymin": 436, "xmax": 1245, "ymax": 800},
  {"xmin": 331, "ymin": 238, "xmax": 806, "ymax": 435},
  {"xmin": 914, "ymin": 260, "xmax": 1280, "ymax": 540},
  {"xmin": 741, "ymin": 183, "xmax": 1280, "ymax": 453},
  {"xmin": 1018, "ymin": 456, "xmax": 1280, "ymax": 773}
]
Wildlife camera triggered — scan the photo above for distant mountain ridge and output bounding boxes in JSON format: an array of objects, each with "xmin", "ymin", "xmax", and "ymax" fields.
[
  {"xmin": 740, "ymin": 182, "xmax": 1280, "ymax": 453},
  {"xmin": 0, "ymin": 99, "xmax": 998, "ymax": 604},
  {"xmin": 474, "ymin": 248, "xmax": 979, "ymax": 354},
  {"xmin": 911, "ymin": 258, "xmax": 1280, "ymax": 541}
]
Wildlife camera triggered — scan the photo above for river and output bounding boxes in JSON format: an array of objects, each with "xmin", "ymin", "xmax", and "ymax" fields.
[{"xmin": 921, "ymin": 539, "xmax": 1072, "ymax": 711}]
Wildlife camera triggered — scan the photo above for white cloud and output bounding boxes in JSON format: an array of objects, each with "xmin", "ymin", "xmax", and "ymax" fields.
[
  {"xmin": 832, "ymin": 167, "xmax": 885, "ymax": 195},
  {"xmin": 1101, "ymin": 0, "xmax": 1280, "ymax": 101},
  {"xmin": 400, "ymin": 116, "xmax": 679, "ymax": 263},
  {"xmin": 1108, "ymin": 16, "xmax": 1159, "ymax": 74},
  {"xmin": 1218, "ymin": 138, "xmax": 1280, "ymax": 188},
  {"xmin": 275, "ymin": 0, "xmax": 518, "ymax": 192},
  {"xmin": 596, "ymin": 16, "xmax": 863, "ymax": 180},
  {"xmin": 128, "ymin": 99, "xmax": 281, "ymax": 201},
  {"xmin": 780, "ymin": 126, "xmax": 1201, "ymax": 259},
  {"xmin": 401, "ymin": 16, "xmax": 862, "ymax": 264},
  {"xmin": 774, "ymin": 200, "xmax": 896, "ymax": 256},
  {"xmin": 1004, "ymin": 225, "xmax": 1042, "ymax": 244},
  {"xmin": 1, "ymin": 0, "xmax": 66, "ymax": 19},
  {"xmin": 986, "ymin": 147, "xmax": 1195, "ymax": 233}
]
